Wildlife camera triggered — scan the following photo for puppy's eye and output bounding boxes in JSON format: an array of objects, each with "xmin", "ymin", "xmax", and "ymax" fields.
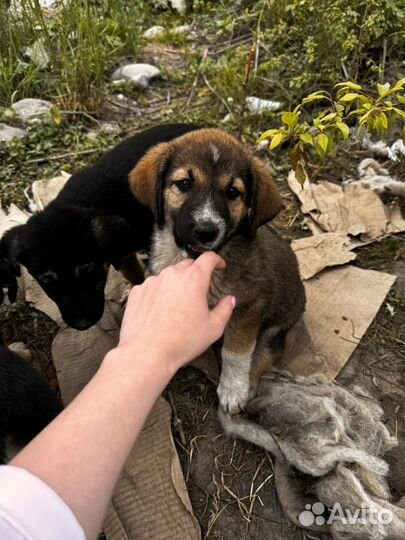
[
  {"xmin": 227, "ymin": 185, "xmax": 241, "ymax": 200},
  {"xmin": 175, "ymin": 178, "xmax": 193, "ymax": 192},
  {"xmin": 76, "ymin": 262, "xmax": 97, "ymax": 277},
  {"xmin": 39, "ymin": 271, "xmax": 58, "ymax": 284}
]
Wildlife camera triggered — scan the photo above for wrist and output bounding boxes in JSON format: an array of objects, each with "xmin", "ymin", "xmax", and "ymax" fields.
[{"xmin": 102, "ymin": 343, "xmax": 177, "ymax": 384}]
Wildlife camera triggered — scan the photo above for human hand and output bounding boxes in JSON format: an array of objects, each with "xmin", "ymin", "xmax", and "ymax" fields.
[{"xmin": 116, "ymin": 252, "xmax": 235, "ymax": 374}]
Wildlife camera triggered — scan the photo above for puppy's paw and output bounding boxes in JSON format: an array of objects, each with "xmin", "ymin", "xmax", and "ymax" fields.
[{"xmin": 217, "ymin": 377, "xmax": 250, "ymax": 415}]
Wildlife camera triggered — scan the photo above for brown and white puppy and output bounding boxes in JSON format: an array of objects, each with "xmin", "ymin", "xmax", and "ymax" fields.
[{"xmin": 129, "ymin": 129, "xmax": 305, "ymax": 414}]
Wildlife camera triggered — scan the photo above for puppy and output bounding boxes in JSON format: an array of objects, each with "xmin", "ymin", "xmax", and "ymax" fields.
[
  {"xmin": 129, "ymin": 129, "xmax": 305, "ymax": 414},
  {"xmin": 0, "ymin": 344, "xmax": 62, "ymax": 463},
  {"xmin": 0, "ymin": 123, "xmax": 200, "ymax": 330}
]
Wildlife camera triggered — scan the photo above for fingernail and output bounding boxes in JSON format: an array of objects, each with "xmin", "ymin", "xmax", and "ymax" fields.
[{"xmin": 231, "ymin": 296, "xmax": 237, "ymax": 308}]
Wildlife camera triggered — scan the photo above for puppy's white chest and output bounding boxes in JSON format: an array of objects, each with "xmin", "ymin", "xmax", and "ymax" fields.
[
  {"xmin": 149, "ymin": 226, "xmax": 187, "ymax": 275},
  {"xmin": 149, "ymin": 226, "xmax": 229, "ymax": 305}
]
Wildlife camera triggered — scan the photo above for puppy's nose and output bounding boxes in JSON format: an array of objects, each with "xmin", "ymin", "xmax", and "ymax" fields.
[
  {"xmin": 71, "ymin": 318, "xmax": 94, "ymax": 331},
  {"xmin": 193, "ymin": 221, "xmax": 219, "ymax": 244}
]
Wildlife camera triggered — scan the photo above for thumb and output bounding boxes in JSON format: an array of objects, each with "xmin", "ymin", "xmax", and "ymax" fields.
[{"xmin": 209, "ymin": 295, "xmax": 235, "ymax": 337}]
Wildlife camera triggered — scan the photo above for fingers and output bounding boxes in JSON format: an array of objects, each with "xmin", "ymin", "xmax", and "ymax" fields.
[
  {"xmin": 209, "ymin": 295, "xmax": 235, "ymax": 337},
  {"xmin": 173, "ymin": 258, "xmax": 194, "ymax": 270},
  {"xmin": 192, "ymin": 251, "xmax": 226, "ymax": 287}
]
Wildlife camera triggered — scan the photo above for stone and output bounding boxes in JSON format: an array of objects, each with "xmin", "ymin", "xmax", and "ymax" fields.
[
  {"xmin": 111, "ymin": 63, "xmax": 161, "ymax": 89},
  {"xmin": 0, "ymin": 123, "xmax": 26, "ymax": 146},
  {"xmin": 173, "ymin": 23, "xmax": 197, "ymax": 40},
  {"xmin": 86, "ymin": 122, "xmax": 121, "ymax": 141},
  {"xmin": 169, "ymin": 0, "xmax": 186, "ymax": 14},
  {"xmin": 143, "ymin": 25, "xmax": 166, "ymax": 40},
  {"xmin": 25, "ymin": 39, "xmax": 50, "ymax": 69},
  {"xmin": 11, "ymin": 98, "xmax": 53, "ymax": 124},
  {"xmin": 246, "ymin": 96, "xmax": 283, "ymax": 113}
]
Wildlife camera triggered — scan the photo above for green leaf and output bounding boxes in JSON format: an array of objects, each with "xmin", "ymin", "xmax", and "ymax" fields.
[
  {"xmin": 402, "ymin": 125, "xmax": 405, "ymax": 144},
  {"xmin": 300, "ymin": 133, "xmax": 314, "ymax": 145},
  {"xmin": 373, "ymin": 112, "xmax": 388, "ymax": 136},
  {"xmin": 393, "ymin": 78, "xmax": 405, "ymax": 90},
  {"xmin": 320, "ymin": 111, "xmax": 337, "ymax": 123},
  {"xmin": 339, "ymin": 92, "xmax": 362, "ymax": 102},
  {"xmin": 313, "ymin": 118, "xmax": 324, "ymax": 131},
  {"xmin": 359, "ymin": 109, "xmax": 372, "ymax": 126},
  {"xmin": 392, "ymin": 107, "xmax": 405, "ymax": 120},
  {"xmin": 335, "ymin": 81, "xmax": 362, "ymax": 91},
  {"xmin": 301, "ymin": 92, "xmax": 329, "ymax": 105},
  {"xmin": 377, "ymin": 82, "xmax": 391, "ymax": 98},
  {"xmin": 397, "ymin": 95, "xmax": 405, "ymax": 105},
  {"xmin": 335, "ymin": 122, "xmax": 350, "ymax": 139},
  {"xmin": 49, "ymin": 106, "xmax": 62, "ymax": 125},
  {"xmin": 282, "ymin": 111, "xmax": 300, "ymax": 129},
  {"xmin": 295, "ymin": 162, "xmax": 307, "ymax": 186},
  {"xmin": 269, "ymin": 132, "xmax": 286, "ymax": 150},
  {"xmin": 257, "ymin": 129, "xmax": 279, "ymax": 142},
  {"xmin": 2, "ymin": 107, "xmax": 16, "ymax": 120},
  {"xmin": 316, "ymin": 133, "xmax": 329, "ymax": 157}
]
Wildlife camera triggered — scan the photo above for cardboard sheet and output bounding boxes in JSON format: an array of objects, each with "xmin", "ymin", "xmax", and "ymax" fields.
[
  {"xmin": 32, "ymin": 171, "xmax": 70, "ymax": 211},
  {"xmin": 291, "ymin": 232, "xmax": 357, "ymax": 280},
  {"xmin": 280, "ymin": 265, "xmax": 396, "ymax": 378},
  {"xmin": 288, "ymin": 170, "xmax": 405, "ymax": 241},
  {"xmin": 105, "ymin": 397, "xmax": 200, "ymax": 540},
  {"xmin": 0, "ymin": 203, "xmax": 29, "ymax": 236}
]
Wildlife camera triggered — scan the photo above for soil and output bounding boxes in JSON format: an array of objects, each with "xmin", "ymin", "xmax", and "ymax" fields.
[{"xmin": 1, "ymin": 30, "xmax": 404, "ymax": 540}]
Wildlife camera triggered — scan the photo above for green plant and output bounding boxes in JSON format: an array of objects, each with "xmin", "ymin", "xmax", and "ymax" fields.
[
  {"xmin": 258, "ymin": 78, "xmax": 405, "ymax": 184},
  {"xmin": 0, "ymin": 0, "xmax": 145, "ymax": 112}
]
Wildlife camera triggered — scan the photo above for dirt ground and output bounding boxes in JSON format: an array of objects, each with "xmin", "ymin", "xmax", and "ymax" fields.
[{"xmin": 1, "ymin": 27, "xmax": 405, "ymax": 540}]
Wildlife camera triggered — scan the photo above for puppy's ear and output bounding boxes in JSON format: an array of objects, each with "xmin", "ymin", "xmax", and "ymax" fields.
[
  {"xmin": 129, "ymin": 142, "xmax": 171, "ymax": 226},
  {"xmin": 92, "ymin": 215, "xmax": 133, "ymax": 270},
  {"xmin": 248, "ymin": 156, "xmax": 283, "ymax": 233},
  {"xmin": 0, "ymin": 226, "xmax": 23, "ymax": 277},
  {"xmin": 0, "ymin": 226, "xmax": 23, "ymax": 304}
]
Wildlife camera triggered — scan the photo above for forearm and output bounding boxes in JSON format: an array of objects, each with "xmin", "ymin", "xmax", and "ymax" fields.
[{"xmin": 11, "ymin": 346, "xmax": 173, "ymax": 540}]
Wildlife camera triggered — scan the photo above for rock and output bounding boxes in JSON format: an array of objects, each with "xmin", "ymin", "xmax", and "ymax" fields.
[
  {"xmin": 173, "ymin": 23, "xmax": 192, "ymax": 34},
  {"xmin": 86, "ymin": 122, "xmax": 121, "ymax": 141},
  {"xmin": 25, "ymin": 39, "xmax": 50, "ymax": 69},
  {"xmin": 111, "ymin": 63, "xmax": 161, "ymax": 89},
  {"xmin": 0, "ymin": 123, "xmax": 26, "ymax": 146},
  {"xmin": 246, "ymin": 96, "xmax": 282, "ymax": 113},
  {"xmin": 173, "ymin": 23, "xmax": 197, "ymax": 40},
  {"xmin": 143, "ymin": 25, "xmax": 166, "ymax": 40},
  {"xmin": 11, "ymin": 98, "xmax": 53, "ymax": 124},
  {"xmin": 170, "ymin": 0, "xmax": 186, "ymax": 14},
  {"xmin": 8, "ymin": 342, "xmax": 32, "ymax": 362},
  {"xmin": 222, "ymin": 113, "xmax": 234, "ymax": 123},
  {"xmin": 10, "ymin": 0, "xmax": 57, "ymax": 16}
]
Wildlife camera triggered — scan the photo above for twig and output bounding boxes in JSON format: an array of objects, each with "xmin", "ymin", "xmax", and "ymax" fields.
[
  {"xmin": 26, "ymin": 148, "xmax": 100, "ymax": 164},
  {"xmin": 202, "ymin": 74, "xmax": 233, "ymax": 116},
  {"xmin": 168, "ymin": 390, "xmax": 187, "ymax": 446},
  {"xmin": 60, "ymin": 110, "xmax": 101, "ymax": 125},
  {"xmin": 237, "ymin": 43, "xmax": 256, "ymax": 140},
  {"xmin": 351, "ymin": 3, "xmax": 370, "ymax": 81},
  {"xmin": 186, "ymin": 47, "xmax": 209, "ymax": 110},
  {"xmin": 381, "ymin": 38, "xmax": 387, "ymax": 80}
]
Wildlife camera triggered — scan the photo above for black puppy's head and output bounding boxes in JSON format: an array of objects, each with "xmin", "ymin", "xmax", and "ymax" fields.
[
  {"xmin": 1, "ymin": 205, "xmax": 131, "ymax": 330},
  {"xmin": 129, "ymin": 128, "xmax": 283, "ymax": 257}
]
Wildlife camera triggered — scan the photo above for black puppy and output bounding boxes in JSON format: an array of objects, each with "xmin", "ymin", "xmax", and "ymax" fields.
[
  {"xmin": 0, "ymin": 344, "xmax": 62, "ymax": 464},
  {"xmin": 0, "ymin": 123, "xmax": 200, "ymax": 329}
]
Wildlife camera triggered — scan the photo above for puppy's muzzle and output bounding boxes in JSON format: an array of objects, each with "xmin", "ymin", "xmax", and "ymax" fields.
[{"xmin": 192, "ymin": 221, "xmax": 219, "ymax": 245}]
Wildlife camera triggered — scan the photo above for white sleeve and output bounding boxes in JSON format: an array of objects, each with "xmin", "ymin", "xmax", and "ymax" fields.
[{"xmin": 0, "ymin": 465, "xmax": 86, "ymax": 540}]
